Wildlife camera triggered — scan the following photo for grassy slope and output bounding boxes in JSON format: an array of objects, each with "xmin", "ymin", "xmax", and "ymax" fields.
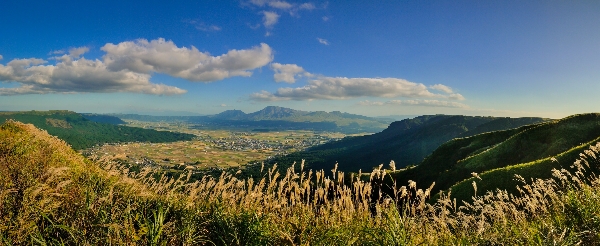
[
  {"xmin": 0, "ymin": 110, "xmax": 194, "ymax": 149},
  {"xmin": 448, "ymin": 136, "xmax": 600, "ymax": 202},
  {"xmin": 0, "ymin": 120, "xmax": 156, "ymax": 244},
  {"xmin": 388, "ymin": 113, "xmax": 600, "ymax": 201}
]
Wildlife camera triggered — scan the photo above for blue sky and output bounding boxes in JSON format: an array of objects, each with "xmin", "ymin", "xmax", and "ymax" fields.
[{"xmin": 1, "ymin": 1, "xmax": 599, "ymax": 118}]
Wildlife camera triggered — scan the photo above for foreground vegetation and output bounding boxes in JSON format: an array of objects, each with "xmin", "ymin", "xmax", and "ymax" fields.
[{"xmin": 3, "ymin": 120, "xmax": 600, "ymax": 245}]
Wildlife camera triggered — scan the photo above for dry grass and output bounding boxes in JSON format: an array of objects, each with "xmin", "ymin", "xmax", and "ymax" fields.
[{"xmin": 3, "ymin": 120, "xmax": 600, "ymax": 245}]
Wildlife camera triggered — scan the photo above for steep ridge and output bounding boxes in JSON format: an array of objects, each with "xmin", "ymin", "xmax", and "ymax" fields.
[
  {"xmin": 389, "ymin": 113, "xmax": 600, "ymax": 200},
  {"xmin": 268, "ymin": 115, "xmax": 546, "ymax": 172},
  {"xmin": 81, "ymin": 113, "xmax": 127, "ymax": 124}
]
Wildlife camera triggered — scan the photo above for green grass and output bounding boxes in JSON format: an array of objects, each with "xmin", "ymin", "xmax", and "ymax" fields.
[
  {"xmin": 390, "ymin": 113, "xmax": 600, "ymax": 196},
  {"xmin": 0, "ymin": 110, "xmax": 194, "ymax": 149},
  {"xmin": 448, "ymin": 134, "xmax": 600, "ymax": 202}
]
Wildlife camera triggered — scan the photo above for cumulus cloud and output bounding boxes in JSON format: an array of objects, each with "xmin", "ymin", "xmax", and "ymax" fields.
[
  {"xmin": 253, "ymin": 68, "xmax": 467, "ymax": 102},
  {"xmin": 0, "ymin": 38, "xmax": 275, "ymax": 96},
  {"xmin": 317, "ymin": 38, "xmax": 329, "ymax": 45},
  {"xmin": 68, "ymin": 47, "xmax": 90, "ymax": 57},
  {"xmin": 428, "ymin": 84, "xmax": 465, "ymax": 100},
  {"xmin": 448, "ymin": 93, "xmax": 465, "ymax": 100},
  {"xmin": 358, "ymin": 99, "xmax": 468, "ymax": 108},
  {"xmin": 247, "ymin": 0, "xmax": 320, "ymax": 33},
  {"xmin": 0, "ymin": 55, "xmax": 4, "ymax": 60},
  {"xmin": 271, "ymin": 63, "xmax": 311, "ymax": 83},
  {"xmin": 262, "ymin": 11, "xmax": 280, "ymax": 28},
  {"xmin": 0, "ymin": 57, "xmax": 186, "ymax": 96},
  {"xmin": 251, "ymin": 77, "xmax": 448, "ymax": 101},
  {"xmin": 249, "ymin": 90, "xmax": 287, "ymax": 101},
  {"xmin": 430, "ymin": 84, "xmax": 453, "ymax": 93},
  {"xmin": 101, "ymin": 38, "xmax": 273, "ymax": 82}
]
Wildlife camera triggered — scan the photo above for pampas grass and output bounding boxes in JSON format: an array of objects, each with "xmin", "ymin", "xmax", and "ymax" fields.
[{"xmin": 3, "ymin": 120, "xmax": 600, "ymax": 245}]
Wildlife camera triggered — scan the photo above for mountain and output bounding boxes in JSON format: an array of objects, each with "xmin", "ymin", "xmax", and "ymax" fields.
[
  {"xmin": 246, "ymin": 106, "xmax": 299, "ymax": 120},
  {"xmin": 114, "ymin": 106, "xmax": 393, "ymax": 133},
  {"xmin": 387, "ymin": 113, "xmax": 600, "ymax": 201},
  {"xmin": 212, "ymin": 109, "xmax": 247, "ymax": 120},
  {"xmin": 0, "ymin": 110, "xmax": 194, "ymax": 149},
  {"xmin": 266, "ymin": 115, "xmax": 548, "ymax": 173},
  {"xmin": 210, "ymin": 106, "xmax": 387, "ymax": 125}
]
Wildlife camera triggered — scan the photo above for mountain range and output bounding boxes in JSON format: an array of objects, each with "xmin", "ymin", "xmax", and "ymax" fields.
[
  {"xmin": 113, "ymin": 106, "xmax": 393, "ymax": 133},
  {"xmin": 265, "ymin": 115, "xmax": 548, "ymax": 173}
]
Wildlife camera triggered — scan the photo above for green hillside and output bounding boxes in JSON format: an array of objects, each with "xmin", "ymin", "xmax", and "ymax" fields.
[
  {"xmin": 0, "ymin": 110, "xmax": 194, "ymax": 149},
  {"xmin": 266, "ymin": 115, "xmax": 546, "ymax": 172},
  {"xmin": 81, "ymin": 113, "xmax": 127, "ymax": 124},
  {"xmin": 388, "ymin": 113, "xmax": 600, "ymax": 201}
]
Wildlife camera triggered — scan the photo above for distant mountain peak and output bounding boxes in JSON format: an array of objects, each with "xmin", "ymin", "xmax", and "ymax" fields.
[
  {"xmin": 248, "ymin": 106, "xmax": 300, "ymax": 119},
  {"xmin": 213, "ymin": 109, "xmax": 247, "ymax": 119}
]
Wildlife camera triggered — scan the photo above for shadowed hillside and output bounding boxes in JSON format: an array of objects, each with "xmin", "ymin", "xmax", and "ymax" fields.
[
  {"xmin": 266, "ymin": 115, "xmax": 547, "ymax": 172},
  {"xmin": 0, "ymin": 110, "xmax": 194, "ymax": 149}
]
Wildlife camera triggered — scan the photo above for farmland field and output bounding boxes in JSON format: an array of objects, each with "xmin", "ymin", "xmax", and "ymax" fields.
[{"xmin": 84, "ymin": 120, "xmax": 356, "ymax": 171}]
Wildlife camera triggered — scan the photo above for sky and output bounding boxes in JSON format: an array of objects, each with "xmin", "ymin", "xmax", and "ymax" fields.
[{"xmin": 1, "ymin": 1, "xmax": 599, "ymax": 118}]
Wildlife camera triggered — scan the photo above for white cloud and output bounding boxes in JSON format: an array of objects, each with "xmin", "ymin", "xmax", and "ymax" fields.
[
  {"xmin": 0, "ymin": 57, "xmax": 186, "ymax": 96},
  {"xmin": 0, "ymin": 55, "xmax": 3, "ymax": 60},
  {"xmin": 448, "ymin": 93, "xmax": 465, "ymax": 100},
  {"xmin": 251, "ymin": 77, "xmax": 449, "ymax": 101},
  {"xmin": 0, "ymin": 38, "xmax": 276, "ymax": 96},
  {"xmin": 101, "ymin": 38, "xmax": 273, "ymax": 82},
  {"xmin": 247, "ymin": 1, "xmax": 320, "ymax": 34},
  {"xmin": 428, "ymin": 84, "xmax": 465, "ymax": 100},
  {"xmin": 271, "ymin": 63, "xmax": 311, "ymax": 83},
  {"xmin": 262, "ymin": 11, "xmax": 280, "ymax": 28},
  {"xmin": 359, "ymin": 99, "xmax": 468, "ymax": 108},
  {"xmin": 184, "ymin": 20, "xmax": 221, "ymax": 32},
  {"xmin": 249, "ymin": 0, "xmax": 315, "ymax": 10},
  {"xmin": 253, "ymin": 65, "xmax": 467, "ymax": 102},
  {"xmin": 249, "ymin": 90, "xmax": 286, "ymax": 101},
  {"xmin": 357, "ymin": 100, "xmax": 385, "ymax": 106},
  {"xmin": 268, "ymin": 1, "xmax": 293, "ymax": 9},
  {"xmin": 317, "ymin": 38, "xmax": 329, "ymax": 45},
  {"xmin": 299, "ymin": 3, "xmax": 315, "ymax": 10},
  {"xmin": 220, "ymin": 104, "xmax": 227, "ymax": 107},
  {"xmin": 68, "ymin": 47, "xmax": 89, "ymax": 57},
  {"xmin": 430, "ymin": 84, "xmax": 453, "ymax": 93},
  {"xmin": 322, "ymin": 16, "xmax": 329, "ymax": 21},
  {"xmin": 248, "ymin": 23, "xmax": 261, "ymax": 29},
  {"xmin": 49, "ymin": 50, "xmax": 65, "ymax": 55},
  {"xmin": 249, "ymin": 0, "xmax": 269, "ymax": 6}
]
